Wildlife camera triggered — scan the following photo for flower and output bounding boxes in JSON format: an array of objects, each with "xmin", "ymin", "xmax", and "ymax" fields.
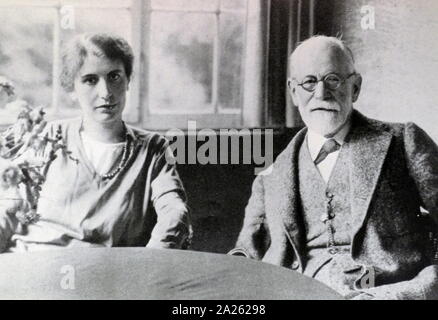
[
  {"xmin": 0, "ymin": 158, "xmax": 22, "ymax": 189},
  {"xmin": 0, "ymin": 103, "xmax": 76, "ymax": 226},
  {"xmin": 29, "ymin": 106, "xmax": 45, "ymax": 124},
  {"xmin": 0, "ymin": 75, "xmax": 15, "ymax": 98}
]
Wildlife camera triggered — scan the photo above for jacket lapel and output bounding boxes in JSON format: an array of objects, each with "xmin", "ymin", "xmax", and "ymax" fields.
[
  {"xmin": 346, "ymin": 112, "xmax": 393, "ymax": 242},
  {"xmin": 266, "ymin": 128, "xmax": 308, "ymax": 261},
  {"xmin": 266, "ymin": 111, "xmax": 393, "ymax": 264}
]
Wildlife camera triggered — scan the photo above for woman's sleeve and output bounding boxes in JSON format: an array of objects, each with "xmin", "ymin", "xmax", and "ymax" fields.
[
  {"xmin": 0, "ymin": 206, "xmax": 19, "ymax": 253},
  {"xmin": 0, "ymin": 124, "xmax": 27, "ymax": 253},
  {"xmin": 0, "ymin": 120, "xmax": 53, "ymax": 253},
  {"xmin": 146, "ymin": 141, "xmax": 192, "ymax": 249}
]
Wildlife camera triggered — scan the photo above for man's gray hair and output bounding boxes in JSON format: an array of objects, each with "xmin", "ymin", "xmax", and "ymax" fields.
[{"xmin": 288, "ymin": 35, "xmax": 356, "ymax": 77}]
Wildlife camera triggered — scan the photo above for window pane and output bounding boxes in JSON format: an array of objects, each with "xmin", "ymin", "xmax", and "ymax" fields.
[
  {"xmin": 58, "ymin": 8, "xmax": 132, "ymax": 113},
  {"xmin": 218, "ymin": 12, "xmax": 245, "ymax": 111},
  {"xmin": 149, "ymin": 12, "xmax": 215, "ymax": 114},
  {"xmin": 0, "ymin": 8, "xmax": 54, "ymax": 116},
  {"xmin": 151, "ymin": 0, "xmax": 218, "ymax": 11}
]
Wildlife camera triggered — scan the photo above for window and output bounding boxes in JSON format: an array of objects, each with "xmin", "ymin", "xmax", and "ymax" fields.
[
  {"xmin": 0, "ymin": 0, "xmax": 270, "ymax": 129},
  {"xmin": 144, "ymin": 0, "xmax": 250, "ymax": 129},
  {"xmin": 0, "ymin": 0, "xmax": 138, "ymax": 124}
]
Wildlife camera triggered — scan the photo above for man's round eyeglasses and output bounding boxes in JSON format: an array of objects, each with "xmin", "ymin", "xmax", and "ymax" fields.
[{"xmin": 295, "ymin": 73, "xmax": 356, "ymax": 92}]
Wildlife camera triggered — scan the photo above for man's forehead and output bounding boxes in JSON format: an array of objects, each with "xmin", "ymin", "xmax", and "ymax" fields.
[{"xmin": 292, "ymin": 41, "xmax": 353, "ymax": 78}]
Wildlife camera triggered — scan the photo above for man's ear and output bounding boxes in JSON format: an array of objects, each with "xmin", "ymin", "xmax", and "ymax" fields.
[
  {"xmin": 352, "ymin": 74, "xmax": 362, "ymax": 103},
  {"xmin": 287, "ymin": 78, "xmax": 298, "ymax": 106}
]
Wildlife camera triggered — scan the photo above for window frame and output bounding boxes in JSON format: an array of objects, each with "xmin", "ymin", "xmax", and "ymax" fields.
[
  {"xmin": 0, "ymin": 0, "xmax": 274, "ymax": 130},
  {"xmin": 0, "ymin": 0, "xmax": 141, "ymax": 125},
  {"xmin": 139, "ymin": 0, "xmax": 270, "ymax": 130}
]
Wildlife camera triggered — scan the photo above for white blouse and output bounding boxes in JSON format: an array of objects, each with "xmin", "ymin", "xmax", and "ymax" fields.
[
  {"xmin": 0, "ymin": 118, "xmax": 192, "ymax": 252},
  {"xmin": 80, "ymin": 131, "xmax": 125, "ymax": 176}
]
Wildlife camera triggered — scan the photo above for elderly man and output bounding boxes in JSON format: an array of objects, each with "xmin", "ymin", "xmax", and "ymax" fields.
[{"xmin": 230, "ymin": 36, "xmax": 438, "ymax": 300}]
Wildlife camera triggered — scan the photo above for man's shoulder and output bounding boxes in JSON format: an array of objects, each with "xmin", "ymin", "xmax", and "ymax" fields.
[
  {"xmin": 277, "ymin": 127, "xmax": 307, "ymax": 159},
  {"xmin": 256, "ymin": 127, "xmax": 307, "ymax": 181},
  {"xmin": 353, "ymin": 111, "xmax": 406, "ymax": 137},
  {"xmin": 353, "ymin": 111, "xmax": 435, "ymax": 147}
]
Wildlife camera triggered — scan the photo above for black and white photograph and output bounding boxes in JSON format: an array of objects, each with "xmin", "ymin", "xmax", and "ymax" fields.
[{"xmin": 0, "ymin": 0, "xmax": 437, "ymax": 306}]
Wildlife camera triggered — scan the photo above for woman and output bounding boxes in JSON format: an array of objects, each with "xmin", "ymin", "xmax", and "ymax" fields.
[{"xmin": 0, "ymin": 33, "xmax": 192, "ymax": 252}]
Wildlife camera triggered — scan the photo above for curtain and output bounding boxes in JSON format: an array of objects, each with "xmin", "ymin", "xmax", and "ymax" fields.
[{"xmin": 284, "ymin": 0, "xmax": 315, "ymax": 128}]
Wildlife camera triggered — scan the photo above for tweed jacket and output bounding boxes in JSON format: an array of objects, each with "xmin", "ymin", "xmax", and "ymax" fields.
[{"xmin": 231, "ymin": 110, "xmax": 438, "ymax": 300}]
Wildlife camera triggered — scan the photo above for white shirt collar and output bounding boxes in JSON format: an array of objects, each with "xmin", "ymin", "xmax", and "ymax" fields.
[{"xmin": 307, "ymin": 122, "xmax": 351, "ymax": 161}]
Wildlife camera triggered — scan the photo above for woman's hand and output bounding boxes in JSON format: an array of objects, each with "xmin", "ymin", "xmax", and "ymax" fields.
[{"xmin": 0, "ymin": 187, "xmax": 23, "ymax": 253}]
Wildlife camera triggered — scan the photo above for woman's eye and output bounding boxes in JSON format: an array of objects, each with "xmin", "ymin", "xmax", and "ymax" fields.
[
  {"xmin": 109, "ymin": 73, "xmax": 121, "ymax": 82},
  {"xmin": 83, "ymin": 77, "xmax": 98, "ymax": 85}
]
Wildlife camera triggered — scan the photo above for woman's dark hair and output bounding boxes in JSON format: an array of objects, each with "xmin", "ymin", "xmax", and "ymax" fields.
[{"xmin": 60, "ymin": 33, "xmax": 134, "ymax": 92}]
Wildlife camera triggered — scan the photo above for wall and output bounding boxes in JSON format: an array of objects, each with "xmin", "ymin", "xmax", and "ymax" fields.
[{"xmin": 314, "ymin": 0, "xmax": 438, "ymax": 142}]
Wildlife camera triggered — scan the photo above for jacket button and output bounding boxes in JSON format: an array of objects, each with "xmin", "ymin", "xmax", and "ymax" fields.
[{"xmin": 291, "ymin": 261, "xmax": 300, "ymax": 270}]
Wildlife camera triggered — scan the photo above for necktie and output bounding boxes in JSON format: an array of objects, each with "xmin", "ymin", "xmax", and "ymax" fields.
[{"xmin": 314, "ymin": 138, "xmax": 340, "ymax": 165}]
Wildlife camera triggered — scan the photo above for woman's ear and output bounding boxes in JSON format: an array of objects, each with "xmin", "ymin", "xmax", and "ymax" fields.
[
  {"xmin": 126, "ymin": 73, "xmax": 133, "ymax": 91},
  {"xmin": 352, "ymin": 74, "xmax": 362, "ymax": 103}
]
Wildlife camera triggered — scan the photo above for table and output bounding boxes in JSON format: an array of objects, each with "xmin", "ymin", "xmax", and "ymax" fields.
[{"xmin": 0, "ymin": 247, "xmax": 343, "ymax": 299}]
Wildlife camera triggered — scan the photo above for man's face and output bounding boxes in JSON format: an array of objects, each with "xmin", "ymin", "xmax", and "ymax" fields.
[{"xmin": 288, "ymin": 42, "xmax": 361, "ymax": 137}]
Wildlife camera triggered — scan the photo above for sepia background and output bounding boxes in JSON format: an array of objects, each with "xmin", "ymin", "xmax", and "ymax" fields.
[{"xmin": 1, "ymin": 0, "xmax": 437, "ymax": 253}]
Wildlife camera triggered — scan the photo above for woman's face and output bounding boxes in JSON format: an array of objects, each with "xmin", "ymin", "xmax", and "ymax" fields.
[{"xmin": 73, "ymin": 53, "xmax": 129, "ymax": 126}]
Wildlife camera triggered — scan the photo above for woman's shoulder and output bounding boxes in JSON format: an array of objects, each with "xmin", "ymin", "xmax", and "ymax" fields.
[
  {"xmin": 45, "ymin": 117, "xmax": 80, "ymax": 129},
  {"xmin": 43, "ymin": 117, "xmax": 81, "ymax": 137},
  {"xmin": 126, "ymin": 124, "xmax": 171, "ymax": 153}
]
